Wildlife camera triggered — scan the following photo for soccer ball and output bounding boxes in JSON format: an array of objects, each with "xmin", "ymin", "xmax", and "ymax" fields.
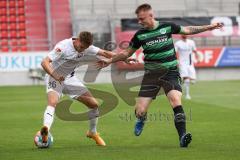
[{"xmin": 34, "ymin": 131, "xmax": 53, "ymax": 148}]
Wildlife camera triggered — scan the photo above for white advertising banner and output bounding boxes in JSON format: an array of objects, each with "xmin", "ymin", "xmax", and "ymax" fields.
[{"xmin": 0, "ymin": 52, "xmax": 48, "ymax": 72}]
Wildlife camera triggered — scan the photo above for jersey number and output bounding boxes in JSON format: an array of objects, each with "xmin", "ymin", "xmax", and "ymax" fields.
[{"xmin": 48, "ymin": 81, "xmax": 57, "ymax": 89}]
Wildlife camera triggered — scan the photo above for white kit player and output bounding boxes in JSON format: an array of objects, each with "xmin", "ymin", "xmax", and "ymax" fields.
[
  {"xmin": 175, "ymin": 35, "xmax": 198, "ymax": 100},
  {"xmin": 39, "ymin": 31, "xmax": 116, "ymax": 146}
]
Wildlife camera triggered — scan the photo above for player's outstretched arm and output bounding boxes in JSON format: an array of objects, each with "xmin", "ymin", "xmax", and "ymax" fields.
[
  {"xmin": 96, "ymin": 48, "xmax": 136, "ymax": 68},
  {"xmin": 180, "ymin": 22, "xmax": 223, "ymax": 35},
  {"xmin": 97, "ymin": 49, "xmax": 117, "ymax": 58}
]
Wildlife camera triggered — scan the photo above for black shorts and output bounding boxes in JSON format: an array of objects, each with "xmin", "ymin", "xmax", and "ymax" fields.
[{"xmin": 138, "ymin": 68, "xmax": 182, "ymax": 99}]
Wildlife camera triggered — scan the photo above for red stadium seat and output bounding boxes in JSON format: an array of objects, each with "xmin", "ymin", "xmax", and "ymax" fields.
[
  {"xmin": 19, "ymin": 38, "xmax": 27, "ymax": 45},
  {"xmin": 18, "ymin": 15, "xmax": 25, "ymax": 22},
  {"xmin": 9, "ymin": 15, "xmax": 17, "ymax": 22},
  {"xmin": 19, "ymin": 30, "xmax": 26, "ymax": 37},
  {"xmin": 1, "ymin": 46, "xmax": 9, "ymax": 52},
  {"xmin": 11, "ymin": 46, "xmax": 19, "ymax": 52},
  {"xmin": 9, "ymin": 8, "xmax": 16, "ymax": 15},
  {"xmin": 18, "ymin": 22, "xmax": 25, "ymax": 30},
  {"xmin": 0, "ymin": 23, "xmax": 8, "ymax": 30},
  {"xmin": 17, "ymin": 0, "xmax": 25, "ymax": 8},
  {"xmin": 9, "ymin": 23, "xmax": 17, "ymax": 30},
  {"xmin": 10, "ymin": 39, "xmax": 18, "ymax": 46},
  {"xmin": 0, "ymin": 15, "xmax": 7, "ymax": 22},
  {"xmin": 0, "ymin": 8, "xmax": 7, "ymax": 15},
  {"xmin": 0, "ymin": 39, "xmax": 8, "ymax": 46},
  {"xmin": 0, "ymin": 30, "xmax": 8, "ymax": 38},
  {"xmin": 9, "ymin": 30, "xmax": 17, "ymax": 38},
  {"xmin": 20, "ymin": 45, "xmax": 27, "ymax": 51},
  {"xmin": 8, "ymin": 1, "xmax": 16, "ymax": 8},
  {"xmin": 17, "ymin": 8, "xmax": 25, "ymax": 15},
  {"xmin": 0, "ymin": 1, "xmax": 7, "ymax": 8}
]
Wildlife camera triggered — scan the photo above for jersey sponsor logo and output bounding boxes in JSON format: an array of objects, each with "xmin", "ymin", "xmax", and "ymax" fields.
[
  {"xmin": 145, "ymin": 37, "xmax": 168, "ymax": 46},
  {"xmin": 55, "ymin": 48, "xmax": 62, "ymax": 53}
]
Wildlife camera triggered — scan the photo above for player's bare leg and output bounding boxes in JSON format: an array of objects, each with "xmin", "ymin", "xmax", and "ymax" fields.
[
  {"xmin": 134, "ymin": 97, "xmax": 152, "ymax": 136},
  {"xmin": 77, "ymin": 92, "xmax": 106, "ymax": 146},
  {"xmin": 167, "ymin": 90, "xmax": 192, "ymax": 147},
  {"xmin": 41, "ymin": 91, "xmax": 59, "ymax": 143}
]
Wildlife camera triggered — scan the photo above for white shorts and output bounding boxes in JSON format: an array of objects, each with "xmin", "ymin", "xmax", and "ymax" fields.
[
  {"xmin": 45, "ymin": 75, "xmax": 88, "ymax": 99},
  {"xmin": 179, "ymin": 64, "xmax": 196, "ymax": 80}
]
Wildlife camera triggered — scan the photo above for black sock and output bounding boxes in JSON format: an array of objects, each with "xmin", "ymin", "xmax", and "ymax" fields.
[
  {"xmin": 173, "ymin": 105, "xmax": 186, "ymax": 139},
  {"xmin": 135, "ymin": 110, "xmax": 147, "ymax": 121}
]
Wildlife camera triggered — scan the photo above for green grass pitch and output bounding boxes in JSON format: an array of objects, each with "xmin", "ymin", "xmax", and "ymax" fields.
[{"xmin": 0, "ymin": 81, "xmax": 240, "ymax": 160}]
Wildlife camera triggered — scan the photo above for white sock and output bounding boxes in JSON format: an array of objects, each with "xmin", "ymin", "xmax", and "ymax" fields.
[
  {"xmin": 43, "ymin": 106, "xmax": 55, "ymax": 130},
  {"xmin": 184, "ymin": 79, "xmax": 190, "ymax": 96},
  {"xmin": 88, "ymin": 108, "xmax": 99, "ymax": 133}
]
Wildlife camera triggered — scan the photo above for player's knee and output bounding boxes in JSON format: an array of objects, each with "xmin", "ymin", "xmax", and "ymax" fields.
[
  {"xmin": 77, "ymin": 95, "xmax": 99, "ymax": 108},
  {"xmin": 86, "ymin": 99, "xmax": 99, "ymax": 109},
  {"xmin": 89, "ymin": 102, "xmax": 99, "ymax": 109},
  {"xmin": 169, "ymin": 96, "xmax": 181, "ymax": 107},
  {"xmin": 47, "ymin": 92, "xmax": 59, "ymax": 107},
  {"xmin": 48, "ymin": 99, "xmax": 58, "ymax": 107}
]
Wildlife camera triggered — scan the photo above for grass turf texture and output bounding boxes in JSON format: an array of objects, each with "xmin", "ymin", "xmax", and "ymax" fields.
[{"xmin": 0, "ymin": 81, "xmax": 240, "ymax": 160}]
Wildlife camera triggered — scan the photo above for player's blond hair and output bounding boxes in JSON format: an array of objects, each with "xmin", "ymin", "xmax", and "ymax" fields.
[{"xmin": 135, "ymin": 3, "xmax": 152, "ymax": 14}]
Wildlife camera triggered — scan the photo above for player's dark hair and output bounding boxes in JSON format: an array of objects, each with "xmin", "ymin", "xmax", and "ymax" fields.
[
  {"xmin": 135, "ymin": 3, "xmax": 152, "ymax": 14},
  {"xmin": 78, "ymin": 31, "xmax": 93, "ymax": 46}
]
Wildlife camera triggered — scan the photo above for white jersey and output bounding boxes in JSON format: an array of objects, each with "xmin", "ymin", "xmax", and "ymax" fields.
[
  {"xmin": 175, "ymin": 39, "xmax": 196, "ymax": 66},
  {"xmin": 48, "ymin": 38, "xmax": 100, "ymax": 78}
]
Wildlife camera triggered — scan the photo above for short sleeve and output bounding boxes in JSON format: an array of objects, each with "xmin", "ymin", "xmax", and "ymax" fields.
[
  {"xmin": 129, "ymin": 33, "xmax": 141, "ymax": 50},
  {"xmin": 48, "ymin": 45, "xmax": 64, "ymax": 61},
  {"xmin": 84, "ymin": 45, "xmax": 100, "ymax": 56},
  {"xmin": 169, "ymin": 22, "xmax": 181, "ymax": 34}
]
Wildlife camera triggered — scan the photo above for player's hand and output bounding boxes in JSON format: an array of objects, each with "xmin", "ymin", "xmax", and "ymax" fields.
[
  {"xmin": 209, "ymin": 22, "xmax": 224, "ymax": 30},
  {"xmin": 125, "ymin": 58, "xmax": 139, "ymax": 64},
  {"xmin": 96, "ymin": 59, "xmax": 112, "ymax": 69},
  {"xmin": 51, "ymin": 73, "xmax": 65, "ymax": 84}
]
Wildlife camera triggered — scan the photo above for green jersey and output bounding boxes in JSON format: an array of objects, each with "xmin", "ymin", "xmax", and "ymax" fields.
[{"xmin": 129, "ymin": 21, "xmax": 181, "ymax": 70}]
